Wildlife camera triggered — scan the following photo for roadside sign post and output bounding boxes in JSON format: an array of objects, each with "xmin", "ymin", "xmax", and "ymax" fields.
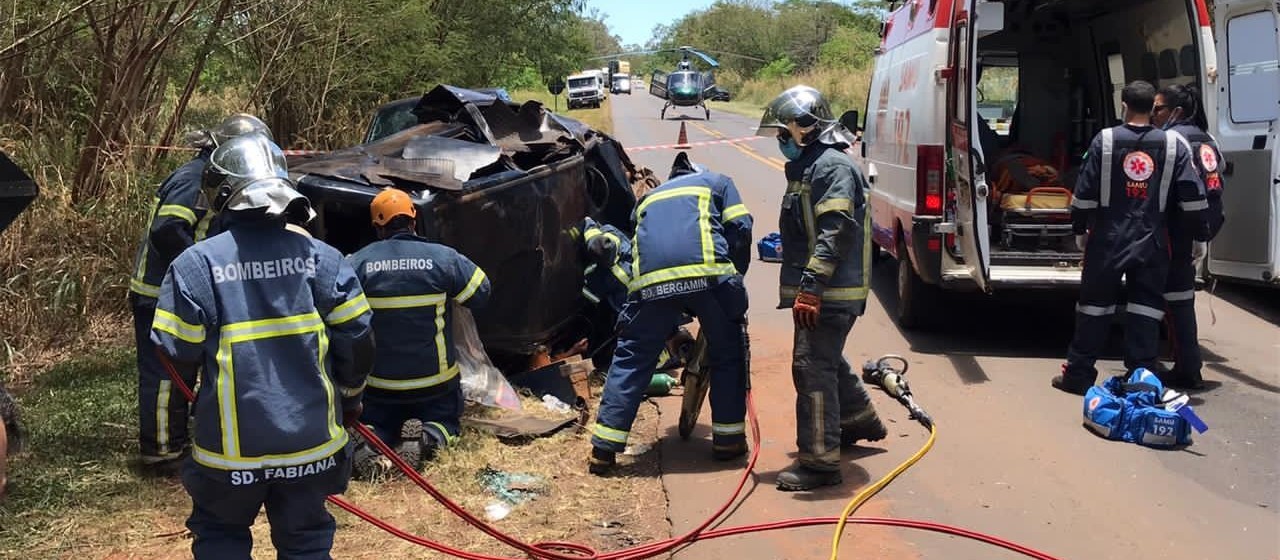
[{"xmin": 548, "ymin": 80, "xmax": 565, "ymax": 112}]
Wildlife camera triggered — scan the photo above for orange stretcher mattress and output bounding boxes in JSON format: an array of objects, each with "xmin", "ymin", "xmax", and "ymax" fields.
[{"xmin": 999, "ymin": 187, "xmax": 1072, "ymax": 212}]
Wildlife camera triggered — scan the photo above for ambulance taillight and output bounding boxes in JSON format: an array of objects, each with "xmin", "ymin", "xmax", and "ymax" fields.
[{"xmin": 916, "ymin": 144, "xmax": 944, "ymax": 215}]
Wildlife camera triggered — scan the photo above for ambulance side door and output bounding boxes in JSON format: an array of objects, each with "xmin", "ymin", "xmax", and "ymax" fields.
[{"xmin": 946, "ymin": 1, "xmax": 994, "ymax": 293}]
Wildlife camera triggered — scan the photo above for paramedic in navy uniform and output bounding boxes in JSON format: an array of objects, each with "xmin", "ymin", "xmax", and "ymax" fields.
[{"xmin": 1053, "ymin": 81, "xmax": 1210, "ymax": 396}]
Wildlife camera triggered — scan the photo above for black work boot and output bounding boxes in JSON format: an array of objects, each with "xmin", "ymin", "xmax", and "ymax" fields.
[
  {"xmin": 587, "ymin": 447, "xmax": 616, "ymax": 476},
  {"xmin": 840, "ymin": 409, "xmax": 888, "ymax": 448},
  {"xmin": 351, "ymin": 428, "xmax": 393, "ymax": 481},
  {"xmin": 711, "ymin": 441, "xmax": 748, "ymax": 461},
  {"xmin": 776, "ymin": 463, "xmax": 842, "ymax": 491},
  {"xmin": 1052, "ymin": 363, "xmax": 1095, "ymax": 396},
  {"xmin": 395, "ymin": 419, "xmax": 425, "ymax": 471}
]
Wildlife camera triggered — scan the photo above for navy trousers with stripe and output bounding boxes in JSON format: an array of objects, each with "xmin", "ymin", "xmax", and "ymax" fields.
[
  {"xmin": 1164, "ymin": 236, "xmax": 1201, "ymax": 377},
  {"xmin": 592, "ymin": 276, "xmax": 748, "ymax": 453},
  {"xmin": 1064, "ymin": 258, "xmax": 1170, "ymax": 384},
  {"xmin": 132, "ymin": 293, "xmax": 191, "ymax": 463}
]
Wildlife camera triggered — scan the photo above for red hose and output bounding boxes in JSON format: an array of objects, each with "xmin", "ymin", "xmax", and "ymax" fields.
[{"xmin": 157, "ymin": 350, "xmax": 1063, "ymax": 560}]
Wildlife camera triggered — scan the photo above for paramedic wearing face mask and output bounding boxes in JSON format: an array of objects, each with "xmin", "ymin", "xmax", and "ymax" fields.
[
  {"xmin": 1054, "ymin": 81, "xmax": 1210, "ymax": 396},
  {"xmin": 1150, "ymin": 84, "xmax": 1224, "ymax": 390},
  {"xmin": 756, "ymin": 85, "xmax": 887, "ymax": 492}
]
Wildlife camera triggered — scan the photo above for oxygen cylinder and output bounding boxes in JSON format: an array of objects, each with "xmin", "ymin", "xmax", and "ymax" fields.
[{"xmin": 646, "ymin": 372, "xmax": 678, "ymax": 396}]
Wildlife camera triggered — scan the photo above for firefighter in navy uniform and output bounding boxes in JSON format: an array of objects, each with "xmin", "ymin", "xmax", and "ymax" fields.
[
  {"xmin": 1053, "ymin": 81, "xmax": 1211, "ymax": 396},
  {"xmin": 129, "ymin": 113, "xmax": 271, "ymax": 476},
  {"xmin": 581, "ymin": 217, "xmax": 632, "ymax": 315},
  {"xmin": 151, "ymin": 132, "xmax": 374, "ymax": 559},
  {"xmin": 1152, "ymin": 84, "xmax": 1224, "ymax": 390},
  {"xmin": 756, "ymin": 85, "xmax": 887, "ymax": 492},
  {"xmin": 588, "ymin": 152, "xmax": 753, "ymax": 475},
  {"xmin": 347, "ymin": 188, "xmax": 491, "ymax": 474}
]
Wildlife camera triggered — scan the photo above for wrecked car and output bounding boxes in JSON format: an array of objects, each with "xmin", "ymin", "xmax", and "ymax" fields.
[{"xmin": 287, "ymin": 85, "xmax": 651, "ymax": 371}]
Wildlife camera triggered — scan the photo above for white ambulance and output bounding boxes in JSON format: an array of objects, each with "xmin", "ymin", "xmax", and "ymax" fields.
[
  {"xmin": 858, "ymin": 0, "xmax": 1220, "ymax": 327},
  {"xmin": 1206, "ymin": 0, "xmax": 1280, "ymax": 286}
]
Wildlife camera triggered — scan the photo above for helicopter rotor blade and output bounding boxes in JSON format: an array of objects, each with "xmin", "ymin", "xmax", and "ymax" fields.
[{"xmin": 697, "ymin": 49, "xmax": 767, "ymax": 63}]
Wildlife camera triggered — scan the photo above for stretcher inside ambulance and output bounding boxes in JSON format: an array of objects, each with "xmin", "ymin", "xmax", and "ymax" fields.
[
  {"xmin": 971, "ymin": 0, "xmax": 1212, "ymax": 266},
  {"xmin": 861, "ymin": 0, "xmax": 1217, "ymax": 327}
]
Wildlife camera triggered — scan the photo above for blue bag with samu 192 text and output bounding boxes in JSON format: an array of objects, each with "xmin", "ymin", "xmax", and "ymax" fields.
[{"xmin": 1082, "ymin": 369, "xmax": 1193, "ymax": 448}]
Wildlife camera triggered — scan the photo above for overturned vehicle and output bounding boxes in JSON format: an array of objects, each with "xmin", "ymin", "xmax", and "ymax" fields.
[{"xmin": 286, "ymin": 85, "xmax": 654, "ymax": 371}]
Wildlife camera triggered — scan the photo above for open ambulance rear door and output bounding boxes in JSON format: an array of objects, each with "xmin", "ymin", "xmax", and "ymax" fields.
[
  {"xmin": 942, "ymin": 0, "xmax": 1001, "ymax": 293},
  {"xmin": 1208, "ymin": 0, "xmax": 1280, "ymax": 285}
]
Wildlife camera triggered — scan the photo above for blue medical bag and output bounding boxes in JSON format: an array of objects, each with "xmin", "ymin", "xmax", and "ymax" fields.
[
  {"xmin": 1082, "ymin": 368, "xmax": 1203, "ymax": 448},
  {"xmin": 757, "ymin": 232, "xmax": 782, "ymax": 262}
]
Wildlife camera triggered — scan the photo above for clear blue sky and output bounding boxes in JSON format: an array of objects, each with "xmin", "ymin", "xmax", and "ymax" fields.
[{"xmin": 585, "ymin": 0, "xmax": 721, "ymax": 48}]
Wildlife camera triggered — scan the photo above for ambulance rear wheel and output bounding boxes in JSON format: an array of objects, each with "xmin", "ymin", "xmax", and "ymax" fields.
[{"xmin": 895, "ymin": 236, "xmax": 936, "ymax": 330}]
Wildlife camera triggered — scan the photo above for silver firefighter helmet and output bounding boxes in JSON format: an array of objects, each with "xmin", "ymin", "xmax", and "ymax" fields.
[
  {"xmin": 211, "ymin": 113, "xmax": 273, "ymax": 146},
  {"xmin": 756, "ymin": 85, "xmax": 853, "ymax": 146},
  {"xmin": 204, "ymin": 131, "xmax": 313, "ymax": 223}
]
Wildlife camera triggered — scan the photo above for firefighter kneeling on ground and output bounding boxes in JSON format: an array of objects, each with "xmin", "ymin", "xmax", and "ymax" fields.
[
  {"xmin": 1054, "ymin": 80, "xmax": 1210, "ymax": 396},
  {"xmin": 129, "ymin": 113, "xmax": 271, "ymax": 477},
  {"xmin": 151, "ymin": 132, "xmax": 375, "ymax": 558},
  {"xmin": 756, "ymin": 85, "xmax": 886, "ymax": 492},
  {"xmin": 347, "ymin": 188, "xmax": 491, "ymax": 478},
  {"xmin": 588, "ymin": 152, "xmax": 753, "ymax": 474}
]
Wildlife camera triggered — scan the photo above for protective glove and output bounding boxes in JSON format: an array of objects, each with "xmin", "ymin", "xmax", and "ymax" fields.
[
  {"xmin": 792, "ymin": 291, "xmax": 821, "ymax": 331},
  {"xmin": 1191, "ymin": 241, "xmax": 1207, "ymax": 262},
  {"xmin": 1074, "ymin": 234, "xmax": 1088, "ymax": 253},
  {"xmin": 342, "ymin": 400, "xmax": 364, "ymax": 429}
]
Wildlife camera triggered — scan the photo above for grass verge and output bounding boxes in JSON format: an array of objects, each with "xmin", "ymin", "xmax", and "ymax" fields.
[{"xmin": 0, "ymin": 348, "xmax": 669, "ymax": 558}]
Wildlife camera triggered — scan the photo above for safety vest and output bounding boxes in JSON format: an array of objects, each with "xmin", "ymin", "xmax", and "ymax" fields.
[
  {"xmin": 1167, "ymin": 122, "xmax": 1226, "ymax": 239},
  {"xmin": 581, "ymin": 219, "xmax": 632, "ymax": 311},
  {"xmin": 628, "ymin": 171, "xmax": 751, "ymax": 300},
  {"xmin": 1070, "ymin": 125, "xmax": 1209, "ymax": 268},
  {"xmin": 151, "ymin": 221, "xmax": 372, "ymax": 480},
  {"xmin": 778, "ymin": 145, "xmax": 872, "ymax": 312},
  {"xmin": 348, "ymin": 233, "xmax": 490, "ymax": 401},
  {"xmin": 129, "ymin": 152, "xmax": 217, "ymax": 299}
]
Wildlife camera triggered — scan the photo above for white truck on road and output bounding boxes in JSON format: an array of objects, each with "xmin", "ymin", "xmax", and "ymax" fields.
[{"xmin": 567, "ymin": 72, "xmax": 603, "ymax": 109}]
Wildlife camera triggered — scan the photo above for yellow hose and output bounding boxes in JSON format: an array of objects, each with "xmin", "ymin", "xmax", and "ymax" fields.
[{"xmin": 829, "ymin": 424, "xmax": 938, "ymax": 559}]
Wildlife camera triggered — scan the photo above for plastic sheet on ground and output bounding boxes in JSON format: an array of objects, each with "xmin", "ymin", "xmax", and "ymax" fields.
[{"xmin": 454, "ymin": 304, "xmax": 521, "ymax": 410}]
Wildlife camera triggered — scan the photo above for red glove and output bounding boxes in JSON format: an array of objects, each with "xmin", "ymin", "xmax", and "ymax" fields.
[
  {"xmin": 343, "ymin": 401, "xmax": 364, "ymax": 428},
  {"xmin": 793, "ymin": 291, "xmax": 821, "ymax": 331}
]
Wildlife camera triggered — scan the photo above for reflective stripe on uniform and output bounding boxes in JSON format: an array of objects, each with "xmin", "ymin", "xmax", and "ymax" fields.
[
  {"xmin": 582, "ymin": 287, "xmax": 601, "ymax": 303},
  {"xmin": 1076, "ymin": 304, "xmax": 1117, "ymax": 316},
  {"xmin": 157, "ymin": 204, "xmax": 197, "ymax": 225},
  {"xmin": 456, "ymin": 268, "xmax": 487, "ymax": 304},
  {"xmin": 130, "ymin": 278, "xmax": 161, "ymax": 299},
  {"xmin": 1071, "ymin": 198, "xmax": 1099, "ymax": 209},
  {"xmin": 193, "ymin": 431, "xmax": 348, "ymax": 470},
  {"xmin": 813, "ymin": 197, "xmax": 851, "ymax": 216},
  {"xmin": 1126, "ymin": 303, "xmax": 1166, "ymax": 320},
  {"xmin": 723, "ymin": 203, "xmax": 750, "ymax": 222},
  {"xmin": 157, "ymin": 379, "xmax": 172, "ymax": 456},
  {"xmin": 339, "ymin": 380, "xmax": 366, "ymax": 397},
  {"xmin": 206, "ymin": 312, "xmax": 337, "ymax": 467},
  {"xmin": 325, "ymin": 293, "xmax": 370, "ymax": 325},
  {"xmin": 805, "ymin": 256, "xmax": 836, "ymax": 276},
  {"xmin": 779, "ymin": 284, "xmax": 869, "ymax": 301},
  {"xmin": 629, "ymin": 262, "xmax": 737, "ymax": 292},
  {"xmin": 592, "ymin": 423, "xmax": 629, "ymax": 444},
  {"xmin": 711, "ymin": 422, "xmax": 745, "ymax": 436},
  {"xmin": 1164, "ymin": 290, "xmax": 1195, "ymax": 302},
  {"xmin": 368, "ymin": 293, "xmax": 447, "ymax": 309},
  {"xmin": 611, "ymin": 264, "xmax": 630, "ymax": 285},
  {"xmin": 1100, "ymin": 129, "xmax": 1114, "ymax": 208},
  {"xmin": 154, "ymin": 309, "xmax": 206, "ymax": 343},
  {"xmin": 1158, "ymin": 132, "xmax": 1176, "ymax": 213},
  {"xmin": 1180, "ymin": 199, "xmax": 1209, "ymax": 211},
  {"xmin": 368, "ymin": 364, "xmax": 460, "ymax": 391}
]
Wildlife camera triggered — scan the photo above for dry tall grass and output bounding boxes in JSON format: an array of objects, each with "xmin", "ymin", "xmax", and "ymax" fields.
[{"xmin": 720, "ymin": 66, "xmax": 875, "ymax": 122}]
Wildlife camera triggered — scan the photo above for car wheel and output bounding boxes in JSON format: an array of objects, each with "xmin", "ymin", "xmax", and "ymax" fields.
[{"xmin": 895, "ymin": 235, "xmax": 937, "ymax": 330}]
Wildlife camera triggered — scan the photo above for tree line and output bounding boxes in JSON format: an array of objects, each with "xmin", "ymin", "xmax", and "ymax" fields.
[{"xmin": 0, "ymin": 0, "xmax": 622, "ymax": 203}]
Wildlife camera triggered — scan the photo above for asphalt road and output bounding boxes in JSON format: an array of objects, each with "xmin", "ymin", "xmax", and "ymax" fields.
[{"xmin": 604, "ymin": 91, "xmax": 1280, "ymax": 560}]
